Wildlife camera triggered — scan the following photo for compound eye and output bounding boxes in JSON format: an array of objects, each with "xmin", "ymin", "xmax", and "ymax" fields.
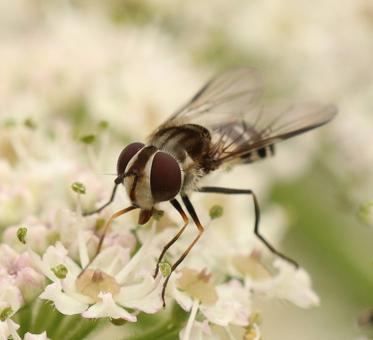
[
  {"xmin": 150, "ymin": 152, "xmax": 182, "ymax": 202},
  {"xmin": 117, "ymin": 142, "xmax": 145, "ymax": 176}
]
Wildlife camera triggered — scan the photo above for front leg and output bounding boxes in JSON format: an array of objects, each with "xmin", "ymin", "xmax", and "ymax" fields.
[
  {"xmin": 161, "ymin": 194, "xmax": 205, "ymax": 307},
  {"xmin": 153, "ymin": 199, "xmax": 189, "ymax": 278}
]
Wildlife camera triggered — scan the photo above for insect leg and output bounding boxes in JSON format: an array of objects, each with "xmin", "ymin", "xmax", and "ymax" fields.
[
  {"xmin": 196, "ymin": 186, "xmax": 299, "ymax": 268},
  {"xmin": 153, "ymin": 199, "xmax": 189, "ymax": 278},
  {"xmin": 79, "ymin": 205, "xmax": 137, "ymax": 276},
  {"xmin": 83, "ymin": 177, "xmax": 122, "ymax": 216},
  {"xmin": 161, "ymin": 194, "xmax": 204, "ymax": 307}
]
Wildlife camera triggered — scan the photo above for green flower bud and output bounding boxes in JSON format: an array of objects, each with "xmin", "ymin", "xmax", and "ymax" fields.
[
  {"xmin": 209, "ymin": 205, "xmax": 224, "ymax": 220},
  {"xmin": 357, "ymin": 200, "xmax": 373, "ymax": 227},
  {"xmin": 71, "ymin": 182, "xmax": 86, "ymax": 195},
  {"xmin": 80, "ymin": 134, "xmax": 96, "ymax": 144},
  {"xmin": 17, "ymin": 227, "xmax": 28, "ymax": 244},
  {"xmin": 159, "ymin": 262, "xmax": 172, "ymax": 277},
  {"xmin": 52, "ymin": 264, "xmax": 68, "ymax": 279},
  {"xmin": 0, "ymin": 307, "xmax": 13, "ymax": 321}
]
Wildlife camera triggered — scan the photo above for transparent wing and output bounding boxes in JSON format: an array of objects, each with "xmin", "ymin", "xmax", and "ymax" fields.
[
  {"xmin": 150, "ymin": 68, "xmax": 337, "ymax": 165},
  {"xmin": 209, "ymin": 103, "xmax": 337, "ymax": 164},
  {"xmin": 160, "ymin": 68, "xmax": 263, "ymax": 128}
]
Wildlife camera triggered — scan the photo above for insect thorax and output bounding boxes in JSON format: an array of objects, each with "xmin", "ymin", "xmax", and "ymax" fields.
[{"xmin": 149, "ymin": 124, "xmax": 214, "ymax": 191}]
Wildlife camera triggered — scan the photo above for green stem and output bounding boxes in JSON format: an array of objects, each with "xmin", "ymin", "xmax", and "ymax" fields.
[
  {"xmin": 32, "ymin": 301, "xmax": 54, "ymax": 334},
  {"xmin": 121, "ymin": 304, "xmax": 188, "ymax": 340},
  {"xmin": 45, "ymin": 309, "xmax": 66, "ymax": 339},
  {"xmin": 53, "ymin": 314, "xmax": 82, "ymax": 340},
  {"xmin": 65, "ymin": 318, "xmax": 104, "ymax": 340},
  {"xmin": 17, "ymin": 302, "xmax": 33, "ymax": 337}
]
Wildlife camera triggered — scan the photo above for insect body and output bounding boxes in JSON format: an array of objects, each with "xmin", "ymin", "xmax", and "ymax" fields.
[{"xmin": 85, "ymin": 68, "xmax": 337, "ymax": 306}]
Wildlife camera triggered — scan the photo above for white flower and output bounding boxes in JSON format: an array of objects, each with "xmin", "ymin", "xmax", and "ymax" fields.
[
  {"xmin": 0, "ymin": 245, "xmax": 45, "ymax": 303},
  {"xmin": 31, "ymin": 225, "xmax": 163, "ymax": 322},
  {"xmin": 199, "ymin": 280, "xmax": 251, "ymax": 327},
  {"xmin": 0, "ymin": 319, "xmax": 49, "ymax": 340},
  {"xmin": 24, "ymin": 332, "xmax": 50, "ymax": 340},
  {"xmin": 3, "ymin": 222, "xmax": 53, "ymax": 255},
  {"xmin": 252, "ymin": 259, "xmax": 320, "ymax": 308},
  {"xmin": 0, "ymin": 319, "xmax": 20, "ymax": 340},
  {"xmin": 0, "ymin": 274, "xmax": 24, "ymax": 315},
  {"xmin": 172, "ymin": 268, "xmax": 251, "ymax": 340}
]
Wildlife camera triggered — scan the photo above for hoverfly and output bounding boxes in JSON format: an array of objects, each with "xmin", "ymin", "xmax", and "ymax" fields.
[{"xmin": 84, "ymin": 68, "xmax": 337, "ymax": 306}]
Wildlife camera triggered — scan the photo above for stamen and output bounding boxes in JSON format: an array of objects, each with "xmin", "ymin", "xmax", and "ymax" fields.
[
  {"xmin": 115, "ymin": 224, "xmax": 155, "ymax": 283},
  {"xmin": 78, "ymin": 230, "xmax": 89, "ymax": 268},
  {"xmin": 182, "ymin": 299, "xmax": 199, "ymax": 340}
]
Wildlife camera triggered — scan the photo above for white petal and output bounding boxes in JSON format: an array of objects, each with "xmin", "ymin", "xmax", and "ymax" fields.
[
  {"xmin": 0, "ymin": 320, "xmax": 21, "ymax": 340},
  {"xmin": 169, "ymin": 275, "xmax": 193, "ymax": 312},
  {"xmin": 0, "ymin": 244, "xmax": 18, "ymax": 268},
  {"xmin": 172, "ymin": 287, "xmax": 194, "ymax": 312},
  {"xmin": 0, "ymin": 282, "xmax": 24, "ymax": 312},
  {"xmin": 28, "ymin": 248, "xmax": 55, "ymax": 282},
  {"xmin": 24, "ymin": 331, "xmax": 50, "ymax": 340},
  {"xmin": 40, "ymin": 282, "xmax": 88, "ymax": 315},
  {"xmin": 7, "ymin": 319, "xmax": 22, "ymax": 340},
  {"xmin": 181, "ymin": 299, "xmax": 199, "ymax": 340},
  {"xmin": 30, "ymin": 243, "xmax": 80, "ymax": 282},
  {"xmin": 179, "ymin": 320, "xmax": 219, "ymax": 340},
  {"xmin": 0, "ymin": 321, "xmax": 10, "ymax": 340},
  {"xmin": 78, "ymin": 230, "xmax": 89, "ymax": 268},
  {"xmin": 90, "ymin": 245, "xmax": 130, "ymax": 276},
  {"xmin": 200, "ymin": 280, "xmax": 250, "ymax": 327},
  {"xmin": 82, "ymin": 293, "xmax": 136, "ymax": 322},
  {"xmin": 253, "ymin": 259, "xmax": 320, "ymax": 308},
  {"xmin": 116, "ymin": 275, "xmax": 162, "ymax": 313}
]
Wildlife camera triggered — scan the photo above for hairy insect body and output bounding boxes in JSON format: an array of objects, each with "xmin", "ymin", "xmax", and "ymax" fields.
[{"xmin": 149, "ymin": 123, "xmax": 216, "ymax": 192}]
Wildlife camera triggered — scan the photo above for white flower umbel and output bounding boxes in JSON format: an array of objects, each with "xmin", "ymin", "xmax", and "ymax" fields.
[
  {"xmin": 31, "ymin": 225, "xmax": 163, "ymax": 322},
  {"xmin": 172, "ymin": 268, "xmax": 251, "ymax": 340},
  {"xmin": 252, "ymin": 259, "xmax": 320, "ymax": 308}
]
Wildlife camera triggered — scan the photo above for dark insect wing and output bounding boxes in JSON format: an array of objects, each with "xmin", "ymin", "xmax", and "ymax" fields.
[{"xmin": 149, "ymin": 68, "xmax": 337, "ymax": 165}]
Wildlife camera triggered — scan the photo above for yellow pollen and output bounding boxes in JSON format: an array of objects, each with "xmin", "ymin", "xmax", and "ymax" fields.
[{"xmin": 76, "ymin": 269, "xmax": 120, "ymax": 302}]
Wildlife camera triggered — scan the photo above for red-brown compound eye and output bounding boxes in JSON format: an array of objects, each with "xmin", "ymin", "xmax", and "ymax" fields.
[
  {"xmin": 116, "ymin": 142, "xmax": 145, "ymax": 176},
  {"xmin": 150, "ymin": 152, "xmax": 182, "ymax": 202}
]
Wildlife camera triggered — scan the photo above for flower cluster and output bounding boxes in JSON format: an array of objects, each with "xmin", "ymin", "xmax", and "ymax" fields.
[
  {"xmin": 4, "ymin": 0, "xmax": 368, "ymax": 339},
  {"xmin": 0, "ymin": 113, "xmax": 321, "ymax": 339}
]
